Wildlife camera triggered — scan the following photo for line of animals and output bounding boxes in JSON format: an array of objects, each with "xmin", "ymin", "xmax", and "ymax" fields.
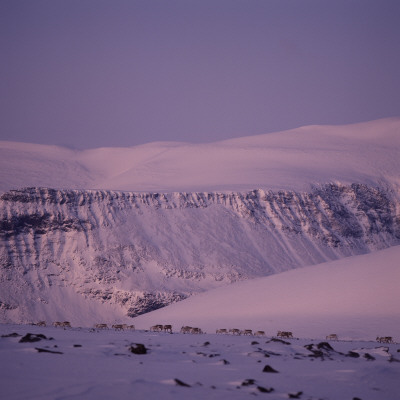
[{"xmin": 32, "ymin": 321, "xmax": 395, "ymax": 343}]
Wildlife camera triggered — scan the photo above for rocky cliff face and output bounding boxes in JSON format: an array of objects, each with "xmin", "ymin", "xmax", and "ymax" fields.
[{"xmin": 1, "ymin": 184, "xmax": 399, "ymax": 325}]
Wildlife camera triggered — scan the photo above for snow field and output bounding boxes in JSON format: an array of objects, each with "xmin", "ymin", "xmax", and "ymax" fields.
[
  {"xmin": 1, "ymin": 118, "xmax": 400, "ymax": 194},
  {"xmin": 132, "ymin": 245, "xmax": 400, "ymax": 341},
  {"xmin": 1, "ymin": 324, "xmax": 399, "ymax": 400}
]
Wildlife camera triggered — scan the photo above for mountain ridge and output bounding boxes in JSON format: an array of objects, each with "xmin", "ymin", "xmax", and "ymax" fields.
[{"xmin": 1, "ymin": 118, "xmax": 399, "ymax": 193}]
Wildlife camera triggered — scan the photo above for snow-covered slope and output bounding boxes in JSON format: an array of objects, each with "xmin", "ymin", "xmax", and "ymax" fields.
[
  {"xmin": 132, "ymin": 245, "xmax": 400, "ymax": 341},
  {"xmin": 1, "ymin": 184, "xmax": 399, "ymax": 325},
  {"xmin": 1, "ymin": 118, "xmax": 400, "ymax": 193}
]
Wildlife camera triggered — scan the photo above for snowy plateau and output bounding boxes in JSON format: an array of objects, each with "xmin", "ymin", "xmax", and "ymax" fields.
[{"xmin": 1, "ymin": 118, "xmax": 400, "ymax": 399}]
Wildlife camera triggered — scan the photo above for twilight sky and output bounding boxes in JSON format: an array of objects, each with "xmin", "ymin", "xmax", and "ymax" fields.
[{"xmin": 1, "ymin": 0, "xmax": 400, "ymax": 149}]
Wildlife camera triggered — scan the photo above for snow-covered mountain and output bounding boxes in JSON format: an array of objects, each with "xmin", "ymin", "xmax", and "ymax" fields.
[
  {"xmin": 1, "ymin": 117, "xmax": 399, "ymax": 194},
  {"xmin": 0, "ymin": 118, "xmax": 400, "ymax": 325},
  {"xmin": 1, "ymin": 183, "xmax": 399, "ymax": 325}
]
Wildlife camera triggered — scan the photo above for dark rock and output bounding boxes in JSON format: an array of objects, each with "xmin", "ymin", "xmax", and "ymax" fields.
[
  {"xmin": 346, "ymin": 351, "xmax": 360, "ymax": 358},
  {"xmin": 304, "ymin": 342, "xmax": 340, "ymax": 359},
  {"xmin": 73, "ymin": 344, "xmax": 82, "ymax": 348},
  {"xmin": 1, "ymin": 332, "xmax": 21, "ymax": 338},
  {"xmin": 262, "ymin": 365, "xmax": 279, "ymax": 373},
  {"xmin": 288, "ymin": 391, "xmax": 303, "ymax": 398},
  {"xmin": 203, "ymin": 341, "xmax": 210, "ymax": 346},
  {"xmin": 128, "ymin": 343, "xmax": 148, "ymax": 354},
  {"xmin": 257, "ymin": 386, "xmax": 274, "ymax": 393},
  {"xmin": 19, "ymin": 333, "xmax": 48, "ymax": 343},
  {"xmin": 251, "ymin": 341, "xmax": 259, "ymax": 345},
  {"xmin": 174, "ymin": 378, "xmax": 191, "ymax": 387},
  {"xmin": 35, "ymin": 347, "xmax": 63, "ymax": 354},
  {"xmin": 221, "ymin": 359, "xmax": 230, "ymax": 365},
  {"xmin": 316, "ymin": 342, "xmax": 334, "ymax": 351},
  {"xmin": 241, "ymin": 379, "xmax": 255, "ymax": 386},
  {"xmin": 363, "ymin": 353, "xmax": 375, "ymax": 361},
  {"xmin": 268, "ymin": 338, "xmax": 290, "ymax": 345},
  {"xmin": 308, "ymin": 350, "xmax": 324, "ymax": 358}
]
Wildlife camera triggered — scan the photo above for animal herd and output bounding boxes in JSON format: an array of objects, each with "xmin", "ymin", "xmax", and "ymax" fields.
[{"xmin": 30, "ymin": 321, "xmax": 396, "ymax": 343}]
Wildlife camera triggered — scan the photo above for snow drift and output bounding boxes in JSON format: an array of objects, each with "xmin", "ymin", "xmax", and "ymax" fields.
[{"xmin": 132, "ymin": 245, "xmax": 400, "ymax": 341}]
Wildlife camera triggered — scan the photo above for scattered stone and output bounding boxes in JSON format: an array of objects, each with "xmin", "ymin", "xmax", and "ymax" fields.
[
  {"xmin": 308, "ymin": 350, "xmax": 324, "ymax": 358},
  {"xmin": 257, "ymin": 386, "xmax": 274, "ymax": 393},
  {"xmin": 268, "ymin": 338, "xmax": 290, "ymax": 345},
  {"xmin": 19, "ymin": 333, "xmax": 48, "ymax": 343},
  {"xmin": 73, "ymin": 344, "xmax": 82, "ymax": 348},
  {"xmin": 203, "ymin": 341, "xmax": 210, "ymax": 346},
  {"xmin": 221, "ymin": 359, "xmax": 230, "ymax": 365},
  {"xmin": 1, "ymin": 332, "xmax": 21, "ymax": 338},
  {"xmin": 363, "ymin": 353, "xmax": 375, "ymax": 361},
  {"xmin": 288, "ymin": 391, "xmax": 303, "ymax": 398},
  {"xmin": 316, "ymin": 342, "xmax": 334, "ymax": 351},
  {"xmin": 128, "ymin": 343, "xmax": 148, "ymax": 354},
  {"xmin": 174, "ymin": 378, "xmax": 191, "ymax": 387},
  {"xmin": 35, "ymin": 347, "xmax": 63, "ymax": 354},
  {"xmin": 208, "ymin": 353, "xmax": 220, "ymax": 358},
  {"xmin": 304, "ymin": 342, "xmax": 339, "ymax": 359},
  {"xmin": 251, "ymin": 341, "xmax": 259, "ymax": 345},
  {"xmin": 241, "ymin": 379, "xmax": 256, "ymax": 386},
  {"xmin": 262, "ymin": 365, "xmax": 279, "ymax": 373},
  {"xmin": 346, "ymin": 351, "xmax": 360, "ymax": 358},
  {"xmin": 352, "ymin": 397, "xmax": 362, "ymax": 400}
]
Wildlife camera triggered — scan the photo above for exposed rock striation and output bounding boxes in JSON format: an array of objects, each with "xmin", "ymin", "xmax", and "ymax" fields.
[{"xmin": 0, "ymin": 183, "xmax": 399, "ymax": 324}]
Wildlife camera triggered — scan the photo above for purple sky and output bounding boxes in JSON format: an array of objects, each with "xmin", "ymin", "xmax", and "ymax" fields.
[{"xmin": 1, "ymin": 0, "xmax": 400, "ymax": 149}]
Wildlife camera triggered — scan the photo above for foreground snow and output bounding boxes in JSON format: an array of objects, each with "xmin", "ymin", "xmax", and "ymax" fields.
[
  {"xmin": 132, "ymin": 246, "xmax": 400, "ymax": 341},
  {"xmin": 1, "ymin": 324, "xmax": 399, "ymax": 400}
]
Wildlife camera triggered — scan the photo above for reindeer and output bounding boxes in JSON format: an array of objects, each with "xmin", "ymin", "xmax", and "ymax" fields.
[
  {"xmin": 191, "ymin": 327, "xmax": 203, "ymax": 334},
  {"xmin": 229, "ymin": 328, "xmax": 241, "ymax": 335},
  {"xmin": 127, "ymin": 325, "xmax": 135, "ymax": 330},
  {"xmin": 254, "ymin": 330, "xmax": 265, "ymax": 337},
  {"xmin": 242, "ymin": 329, "xmax": 253, "ymax": 336},
  {"xmin": 112, "ymin": 324, "xmax": 125, "ymax": 331},
  {"xmin": 53, "ymin": 321, "xmax": 71, "ymax": 328},
  {"xmin": 150, "ymin": 325, "xmax": 163, "ymax": 332},
  {"xmin": 163, "ymin": 324, "xmax": 173, "ymax": 333},
  {"xmin": 180, "ymin": 326, "xmax": 193, "ymax": 334},
  {"xmin": 376, "ymin": 336, "xmax": 394, "ymax": 343},
  {"xmin": 216, "ymin": 328, "xmax": 228, "ymax": 334},
  {"xmin": 326, "ymin": 334, "xmax": 338, "ymax": 341},
  {"xmin": 277, "ymin": 331, "xmax": 293, "ymax": 338},
  {"xmin": 94, "ymin": 323, "xmax": 108, "ymax": 329},
  {"xmin": 36, "ymin": 321, "xmax": 46, "ymax": 327}
]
